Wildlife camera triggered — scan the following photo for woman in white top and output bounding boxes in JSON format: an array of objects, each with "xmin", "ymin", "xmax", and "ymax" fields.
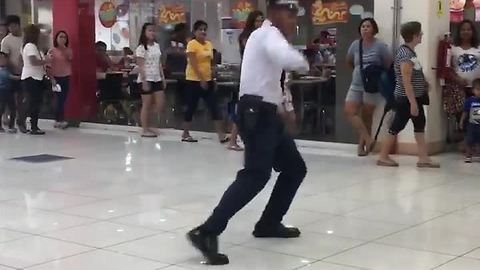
[
  {"xmin": 136, "ymin": 23, "xmax": 166, "ymax": 138},
  {"xmin": 450, "ymin": 20, "xmax": 480, "ymax": 127},
  {"xmin": 451, "ymin": 20, "xmax": 480, "ymax": 92},
  {"xmin": 21, "ymin": 24, "xmax": 50, "ymax": 135}
]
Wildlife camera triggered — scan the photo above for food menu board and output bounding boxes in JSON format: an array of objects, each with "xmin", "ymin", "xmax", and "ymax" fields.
[
  {"xmin": 158, "ymin": 4, "xmax": 187, "ymax": 25},
  {"xmin": 95, "ymin": 0, "xmax": 130, "ymax": 50},
  {"xmin": 231, "ymin": 0, "xmax": 256, "ymax": 29},
  {"xmin": 311, "ymin": 0, "xmax": 349, "ymax": 26}
]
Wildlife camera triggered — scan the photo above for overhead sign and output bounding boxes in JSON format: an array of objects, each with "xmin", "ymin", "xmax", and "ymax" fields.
[
  {"xmin": 159, "ymin": 4, "xmax": 186, "ymax": 25},
  {"xmin": 311, "ymin": 0, "xmax": 349, "ymax": 26},
  {"xmin": 99, "ymin": 1, "xmax": 117, "ymax": 28},
  {"xmin": 231, "ymin": 0, "xmax": 255, "ymax": 29},
  {"xmin": 438, "ymin": 0, "xmax": 443, "ymax": 17}
]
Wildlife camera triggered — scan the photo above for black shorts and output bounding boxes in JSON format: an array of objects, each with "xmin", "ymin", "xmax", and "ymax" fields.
[
  {"xmin": 466, "ymin": 124, "xmax": 480, "ymax": 146},
  {"xmin": 388, "ymin": 100, "xmax": 426, "ymax": 135},
  {"xmin": 139, "ymin": 81, "xmax": 164, "ymax": 95},
  {"xmin": 10, "ymin": 79, "xmax": 22, "ymax": 93}
]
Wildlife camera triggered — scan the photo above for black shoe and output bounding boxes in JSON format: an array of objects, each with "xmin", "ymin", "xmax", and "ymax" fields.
[
  {"xmin": 18, "ymin": 125, "xmax": 28, "ymax": 134},
  {"xmin": 30, "ymin": 129, "xmax": 45, "ymax": 135},
  {"xmin": 187, "ymin": 227, "xmax": 229, "ymax": 265},
  {"xmin": 253, "ymin": 223, "xmax": 301, "ymax": 238},
  {"xmin": 0, "ymin": 127, "xmax": 5, "ymax": 133}
]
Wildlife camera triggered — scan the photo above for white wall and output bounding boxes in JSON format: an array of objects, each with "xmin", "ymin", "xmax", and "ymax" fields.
[{"xmin": 374, "ymin": 0, "xmax": 395, "ymax": 48}]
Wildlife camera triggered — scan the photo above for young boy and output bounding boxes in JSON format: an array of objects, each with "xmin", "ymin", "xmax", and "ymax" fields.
[
  {"xmin": 0, "ymin": 52, "xmax": 19, "ymax": 133},
  {"xmin": 461, "ymin": 78, "xmax": 480, "ymax": 163}
]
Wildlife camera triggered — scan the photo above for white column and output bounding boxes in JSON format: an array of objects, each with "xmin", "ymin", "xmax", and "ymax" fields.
[{"xmin": 374, "ymin": 0, "xmax": 395, "ymax": 48}]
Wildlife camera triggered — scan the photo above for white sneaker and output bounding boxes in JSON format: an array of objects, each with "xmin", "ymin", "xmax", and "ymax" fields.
[{"xmin": 54, "ymin": 122, "xmax": 61, "ymax": 128}]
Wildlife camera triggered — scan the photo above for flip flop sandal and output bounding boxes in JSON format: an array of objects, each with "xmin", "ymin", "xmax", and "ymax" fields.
[
  {"xmin": 219, "ymin": 136, "xmax": 230, "ymax": 144},
  {"xmin": 227, "ymin": 145, "xmax": 244, "ymax": 151},
  {"xmin": 357, "ymin": 150, "xmax": 368, "ymax": 157},
  {"xmin": 182, "ymin": 136, "xmax": 198, "ymax": 143},
  {"xmin": 376, "ymin": 160, "xmax": 399, "ymax": 167},
  {"xmin": 141, "ymin": 133, "xmax": 158, "ymax": 138},
  {"xmin": 417, "ymin": 162, "xmax": 440, "ymax": 168}
]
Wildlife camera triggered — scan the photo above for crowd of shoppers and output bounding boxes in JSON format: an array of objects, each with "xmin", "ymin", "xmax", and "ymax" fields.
[
  {"xmin": 0, "ymin": 11, "xmax": 475, "ymax": 165},
  {"xmin": 0, "ymin": 15, "xmax": 71, "ymax": 135}
]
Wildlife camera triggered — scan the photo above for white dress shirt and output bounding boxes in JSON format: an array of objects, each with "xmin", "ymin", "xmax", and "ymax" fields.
[{"xmin": 239, "ymin": 20, "xmax": 309, "ymax": 106}]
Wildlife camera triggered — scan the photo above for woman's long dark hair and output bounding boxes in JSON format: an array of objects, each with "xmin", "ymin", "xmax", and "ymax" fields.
[
  {"xmin": 454, "ymin": 19, "xmax": 479, "ymax": 48},
  {"xmin": 239, "ymin": 10, "xmax": 263, "ymax": 55},
  {"xmin": 138, "ymin": 22, "xmax": 156, "ymax": 50},
  {"xmin": 53, "ymin": 30, "xmax": 69, "ymax": 48},
  {"xmin": 23, "ymin": 24, "xmax": 40, "ymax": 47}
]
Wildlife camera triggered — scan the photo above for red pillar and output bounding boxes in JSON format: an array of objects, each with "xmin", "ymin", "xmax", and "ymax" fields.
[{"xmin": 51, "ymin": 0, "xmax": 97, "ymax": 121}]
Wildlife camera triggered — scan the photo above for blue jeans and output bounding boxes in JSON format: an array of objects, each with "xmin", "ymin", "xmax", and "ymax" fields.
[{"xmin": 54, "ymin": 76, "xmax": 70, "ymax": 122}]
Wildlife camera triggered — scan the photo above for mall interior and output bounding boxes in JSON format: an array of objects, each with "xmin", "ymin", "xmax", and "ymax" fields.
[{"xmin": 0, "ymin": 0, "xmax": 480, "ymax": 270}]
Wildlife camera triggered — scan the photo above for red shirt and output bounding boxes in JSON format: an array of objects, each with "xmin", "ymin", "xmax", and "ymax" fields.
[{"xmin": 49, "ymin": 47, "xmax": 72, "ymax": 77}]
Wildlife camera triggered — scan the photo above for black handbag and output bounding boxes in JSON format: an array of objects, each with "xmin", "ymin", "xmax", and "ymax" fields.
[{"xmin": 359, "ymin": 39, "xmax": 383, "ymax": 93}]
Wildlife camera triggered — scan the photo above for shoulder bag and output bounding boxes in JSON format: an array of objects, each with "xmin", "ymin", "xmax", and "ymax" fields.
[{"xmin": 359, "ymin": 39, "xmax": 383, "ymax": 93}]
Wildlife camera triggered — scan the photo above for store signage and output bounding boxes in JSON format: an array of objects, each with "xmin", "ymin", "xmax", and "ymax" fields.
[
  {"xmin": 438, "ymin": 0, "xmax": 443, "ymax": 17},
  {"xmin": 311, "ymin": 0, "xmax": 349, "ymax": 26},
  {"xmin": 159, "ymin": 4, "xmax": 186, "ymax": 25},
  {"xmin": 231, "ymin": 0, "xmax": 255, "ymax": 29},
  {"xmin": 99, "ymin": 1, "xmax": 117, "ymax": 28}
]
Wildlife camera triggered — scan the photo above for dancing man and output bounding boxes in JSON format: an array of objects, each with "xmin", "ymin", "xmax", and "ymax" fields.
[{"xmin": 188, "ymin": 0, "xmax": 309, "ymax": 265}]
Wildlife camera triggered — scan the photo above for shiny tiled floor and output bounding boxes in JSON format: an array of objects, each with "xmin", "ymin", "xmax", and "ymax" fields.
[{"xmin": 1, "ymin": 125, "xmax": 480, "ymax": 270}]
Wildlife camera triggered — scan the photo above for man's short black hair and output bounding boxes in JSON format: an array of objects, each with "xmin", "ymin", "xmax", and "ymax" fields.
[{"xmin": 5, "ymin": 15, "xmax": 20, "ymax": 26}]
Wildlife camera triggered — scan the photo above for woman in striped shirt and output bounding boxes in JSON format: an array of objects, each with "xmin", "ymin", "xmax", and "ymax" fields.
[{"xmin": 377, "ymin": 22, "xmax": 439, "ymax": 168}]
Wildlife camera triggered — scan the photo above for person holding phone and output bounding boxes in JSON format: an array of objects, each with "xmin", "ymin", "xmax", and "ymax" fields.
[{"xmin": 49, "ymin": 30, "xmax": 72, "ymax": 129}]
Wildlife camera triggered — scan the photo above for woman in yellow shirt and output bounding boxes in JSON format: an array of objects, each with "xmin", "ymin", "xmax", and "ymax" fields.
[{"xmin": 182, "ymin": 20, "xmax": 227, "ymax": 143}]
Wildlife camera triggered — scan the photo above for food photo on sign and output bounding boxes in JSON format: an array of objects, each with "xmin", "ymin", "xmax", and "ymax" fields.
[
  {"xmin": 158, "ymin": 4, "xmax": 187, "ymax": 25},
  {"xmin": 311, "ymin": 0, "xmax": 349, "ymax": 25},
  {"xmin": 231, "ymin": 0, "xmax": 256, "ymax": 29},
  {"xmin": 96, "ymin": 0, "xmax": 130, "ymax": 50}
]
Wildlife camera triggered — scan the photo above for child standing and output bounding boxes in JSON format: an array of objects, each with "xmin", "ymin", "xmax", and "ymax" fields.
[
  {"xmin": 0, "ymin": 52, "xmax": 19, "ymax": 133},
  {"xmin": 461, "ymin": 78, "xmax": 480, "ymax": 163}
]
